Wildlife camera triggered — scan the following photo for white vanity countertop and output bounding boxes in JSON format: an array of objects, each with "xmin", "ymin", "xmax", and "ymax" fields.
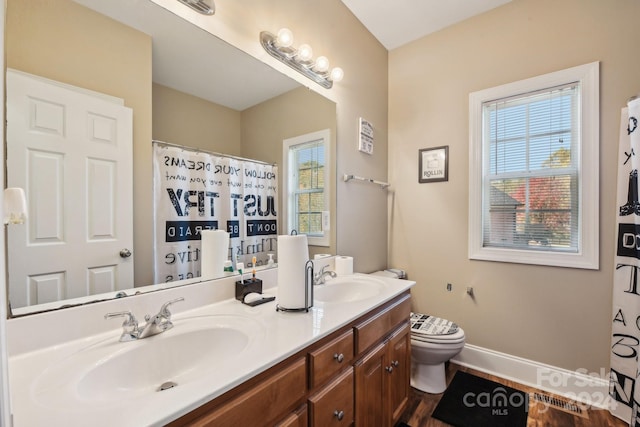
[{"xmin": 7, "ymin": 273, "xmax": 414, "ymax": 427}]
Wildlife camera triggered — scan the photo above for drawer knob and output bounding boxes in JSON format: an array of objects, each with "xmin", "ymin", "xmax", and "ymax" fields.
[
  {"xmin": 334, "ymin": 410, "xmax": 345, "ymax": 421},
  {"xmin": 385, "ymin": 365, "xmax": 394, "ymax": 373},
  {"xmin": 333, "ymin": 353, "xmax": 345, "ymax": 363},
  {"xmin": 391, "ymin": 360, "xmax": 399, "ymax": 367}
]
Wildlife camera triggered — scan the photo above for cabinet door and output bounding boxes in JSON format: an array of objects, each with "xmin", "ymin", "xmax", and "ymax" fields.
[
  {"xmin": 354, "ymin": 342, "xmax": 386, "ymax": 427},
  {"xmin": 387, "ymin": 323, "xmax": 410, "ymax": 426}
]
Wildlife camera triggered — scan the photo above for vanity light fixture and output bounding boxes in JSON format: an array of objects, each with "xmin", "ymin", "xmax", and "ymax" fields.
[
  {"xmin": 4, "ymin": 188, "xmax": 27, "ymax": 225},
  {"xmin": 260, "ymin": 29, "xmax": 344, "ymax": 89},
  {"xmin": 177, "ymin": 0, "xmax": 215, "ymax": 15}
]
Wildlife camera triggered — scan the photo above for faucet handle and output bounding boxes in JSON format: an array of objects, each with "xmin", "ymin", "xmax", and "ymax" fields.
[
  {"xmin": 159, "ymin": 297, "xmax": 185, "ymax": 318},
  {"xmin": 104, "ymin": 310, "xmax": 137, "ymax": 325},
  {"xmin": 104, "ymin": 311, "xmax": 139, "ymax": 341}
]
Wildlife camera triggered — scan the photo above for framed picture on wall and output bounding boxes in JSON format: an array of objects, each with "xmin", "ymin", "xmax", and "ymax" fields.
[{"xmin": 419, "ymin": 146, "xmax": 449, "ymax": 183}]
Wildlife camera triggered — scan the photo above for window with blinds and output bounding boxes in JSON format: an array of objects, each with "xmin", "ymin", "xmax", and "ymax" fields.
[
  {"xmin": 468, "ymin": 62, "xmax": 599, "ymax": 269},
  {"xmin": 483, "ymin": 84, "xmax": 579, "ymax": 252}
]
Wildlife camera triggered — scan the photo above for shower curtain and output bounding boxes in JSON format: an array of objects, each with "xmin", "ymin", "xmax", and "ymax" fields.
[
  {"xmin": 152, "ymin": 142, "xmax": 278, "ymax": 283},
  {"xmin": 611, "ymin": 97, "xmax": 640, "ymax": 424}
]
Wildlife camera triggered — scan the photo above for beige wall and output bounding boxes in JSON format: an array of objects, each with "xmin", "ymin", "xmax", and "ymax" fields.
[
  {"xmin": 6, "ymin": 0, "xmax": 154, "ymax": 286},
  {"xmin": 152, "ymin": 83, "xmax": 242, "ymax": 155},
  {"xmin": 241, "ymin": 86, "xmax": 337, "ymax": 256},
  {"xmin": 389, "ymin": 0, "xmax": 640, "ymax": 372}
]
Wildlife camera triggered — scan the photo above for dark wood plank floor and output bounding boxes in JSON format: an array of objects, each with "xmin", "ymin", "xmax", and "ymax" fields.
[{"xmin": 398, "ymin": 363, "xmax": 627, "ymax": 427}]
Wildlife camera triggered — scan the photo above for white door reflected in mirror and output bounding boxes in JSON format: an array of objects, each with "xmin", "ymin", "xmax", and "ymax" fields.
[{"xmin": 7, "ymin": 69, "xmax": 134, "ymax": 309}]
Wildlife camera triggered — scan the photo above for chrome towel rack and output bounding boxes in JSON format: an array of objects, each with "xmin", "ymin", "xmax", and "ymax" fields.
[{"xmin": 343, "ymin": 174, "xmax": 390, "ymax": 189}]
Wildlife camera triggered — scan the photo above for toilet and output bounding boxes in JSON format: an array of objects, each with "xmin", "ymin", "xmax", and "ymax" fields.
[
  {"xmin": 369, "ymin": 271, "xmax": 465, "ymax": 394},
  {"xmin": 410, "ymin": 312, "xmax": 465, "ymax": 394}
]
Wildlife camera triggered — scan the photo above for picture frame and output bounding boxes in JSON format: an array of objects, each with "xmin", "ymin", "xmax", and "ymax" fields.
[{"xmin": 419, "ymin": 146, "xmax": 449, "ymax": 183}]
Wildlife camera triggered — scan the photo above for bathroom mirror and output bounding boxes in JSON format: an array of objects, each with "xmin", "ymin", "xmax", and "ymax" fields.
[{"xmin": 5, "ymin": 0, "xmax": 337, "ymax": 316}]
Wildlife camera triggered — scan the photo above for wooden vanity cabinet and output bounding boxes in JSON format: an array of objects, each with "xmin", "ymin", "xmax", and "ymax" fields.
[
  {"xmin": 168, "ymin": 291, "xmax": 410, "ymax": 427},
  {"xmin": 354, "ymin": 322, "xmax": 410, "ymax": 427}
]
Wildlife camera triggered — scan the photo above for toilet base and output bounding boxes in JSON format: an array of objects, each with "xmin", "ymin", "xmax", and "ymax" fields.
[{"xmin": 410, "ymin": 361, "xmax": 447, "ymax": 394}]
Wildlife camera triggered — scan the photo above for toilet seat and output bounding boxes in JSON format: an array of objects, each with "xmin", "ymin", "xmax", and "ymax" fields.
[{"xmin": 411, "ymin": 329, "xmax": 465, "ymax": 344}]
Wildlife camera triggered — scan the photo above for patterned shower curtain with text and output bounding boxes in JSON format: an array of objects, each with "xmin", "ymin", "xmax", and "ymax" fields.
[
  {"xmin": 611, "ymin": 98, "xmax": 640, "ymax": 425},
  {"xmin": 152, "ymin": 142, "xmax": 278, "ymax": 283}
]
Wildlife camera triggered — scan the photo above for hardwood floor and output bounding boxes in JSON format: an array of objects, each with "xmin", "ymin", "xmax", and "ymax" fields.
[{"xmin": 398, "ymin": 363, "xmax": 628, "ymax": 427}]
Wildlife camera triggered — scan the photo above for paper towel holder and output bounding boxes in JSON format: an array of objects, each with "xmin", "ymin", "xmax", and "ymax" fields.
[{"xmin": 276, "ymin": 260, "xmax": 314, "ymax": 313}]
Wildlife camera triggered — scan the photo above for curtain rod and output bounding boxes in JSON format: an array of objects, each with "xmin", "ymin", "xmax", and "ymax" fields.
[{"xmin": 152, "ymin": 140, "xmax": 277, "ymax": 166}]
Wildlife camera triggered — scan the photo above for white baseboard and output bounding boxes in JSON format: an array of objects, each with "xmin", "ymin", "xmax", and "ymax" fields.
[{"xmin": 451, "ymin": 344, "xmax": 612, "ymax": 410}]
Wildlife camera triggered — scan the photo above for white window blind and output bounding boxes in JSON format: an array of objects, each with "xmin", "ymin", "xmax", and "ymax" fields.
[{"xmin": 482, "ymin": 84, "xmax": 580, "ymax": 252}]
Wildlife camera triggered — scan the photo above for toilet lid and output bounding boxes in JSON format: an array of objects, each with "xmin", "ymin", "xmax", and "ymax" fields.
[{"xmin": 410, "ymin": 312, "xmax": 459, "ymax": 336}]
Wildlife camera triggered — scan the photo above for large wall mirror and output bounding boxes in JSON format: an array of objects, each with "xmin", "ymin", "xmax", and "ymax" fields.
[{"xmin": 5, "ymin": 0, "xmax": 337, "ymax": 316}]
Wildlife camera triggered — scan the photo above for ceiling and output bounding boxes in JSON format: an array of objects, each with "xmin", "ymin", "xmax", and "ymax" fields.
[{"xmin": 340, "ymin": 0, "xmax": 513, "ymax": 50}]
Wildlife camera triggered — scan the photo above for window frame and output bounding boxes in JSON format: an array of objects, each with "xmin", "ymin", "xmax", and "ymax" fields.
[
  {"xmin": 468, "ymin": 62, "xmax": 599, "ymax": 269},
  {"xmin": 282, "ymin": 129, "xmax": 331, "ymax": 247}
]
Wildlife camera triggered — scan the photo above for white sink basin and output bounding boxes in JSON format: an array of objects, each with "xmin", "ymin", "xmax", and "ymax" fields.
[
  {"xmin": 314, "ymin": 275, "xmax": 385, "ymax": 303},
  {"xmin": 32, "ymin": 314, "xmax": 264, "ymax": 408}
]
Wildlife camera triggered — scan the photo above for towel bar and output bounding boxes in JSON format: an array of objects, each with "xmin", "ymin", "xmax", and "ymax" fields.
[{"xmin": 343, "ymin": 174, "xmax": 390, "ymax": 189}]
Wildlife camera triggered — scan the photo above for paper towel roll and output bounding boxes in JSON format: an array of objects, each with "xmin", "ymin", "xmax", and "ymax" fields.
[
  {"xmin": 277, "ymin": 234, "xmax": 310, "ymax": 309},
  {"xmin": 335, "ymin": 256, "xmax": 354, "ymax": 276},
  {"xmin": 201, "ymin": 230, "xmax": 229, "ymax": 279}
]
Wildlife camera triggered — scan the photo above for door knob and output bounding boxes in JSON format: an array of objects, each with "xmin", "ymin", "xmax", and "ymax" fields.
[{"xmin": 120, "ymin": 248, "xmax": 132, "ymax": 258}]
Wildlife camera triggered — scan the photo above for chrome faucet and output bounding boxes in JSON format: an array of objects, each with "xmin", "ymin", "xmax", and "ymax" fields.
[
  {"xmin": 314, "ymin": 265, "xmax": 337, "ymax": 285},
  {"xmin": 105, "ymin": 297, "xmax": 185, "ymax": 342}
]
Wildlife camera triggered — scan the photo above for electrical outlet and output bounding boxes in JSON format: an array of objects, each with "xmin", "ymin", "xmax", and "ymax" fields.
[{"xmin": 446, "ymin": 283, "xmax": 452, "ymax": 292}]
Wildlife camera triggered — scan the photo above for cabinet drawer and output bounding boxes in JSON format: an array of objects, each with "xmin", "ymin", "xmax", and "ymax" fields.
[
  {"xmin": 190, "ymin": 358, "xmax": 306, "ymax": 426},
  {"xmin": 308, "ymin": 368, "xmax": 354, "ymax": 427},
  {"xmin": 309, "ymin": 329, "xmax": 354, "ymax": 388},
  {"xmin": 354, "ymin": 293, "xmax": 410, "ymax": 354}
]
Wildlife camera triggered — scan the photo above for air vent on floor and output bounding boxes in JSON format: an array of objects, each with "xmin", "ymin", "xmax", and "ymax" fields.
[{"xmin": 532, "ymin": 392, "xmax": 588, "ymax": 419}]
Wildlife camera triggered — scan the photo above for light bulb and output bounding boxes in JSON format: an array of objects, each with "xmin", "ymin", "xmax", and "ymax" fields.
[
  {"xmin": 313, "ymin": 56, "xmax": 330, "ymax": 73},
  {"xmin": 276, "ymin": 28, "xmax": 293, "ymax": 48},
  {"xmin": 297, "ymin": 44, "xmax": 313, "ymax": 62},
  {"xmin": 329, "ymin": 67, "xmax": 344, "ymax": 82}
]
